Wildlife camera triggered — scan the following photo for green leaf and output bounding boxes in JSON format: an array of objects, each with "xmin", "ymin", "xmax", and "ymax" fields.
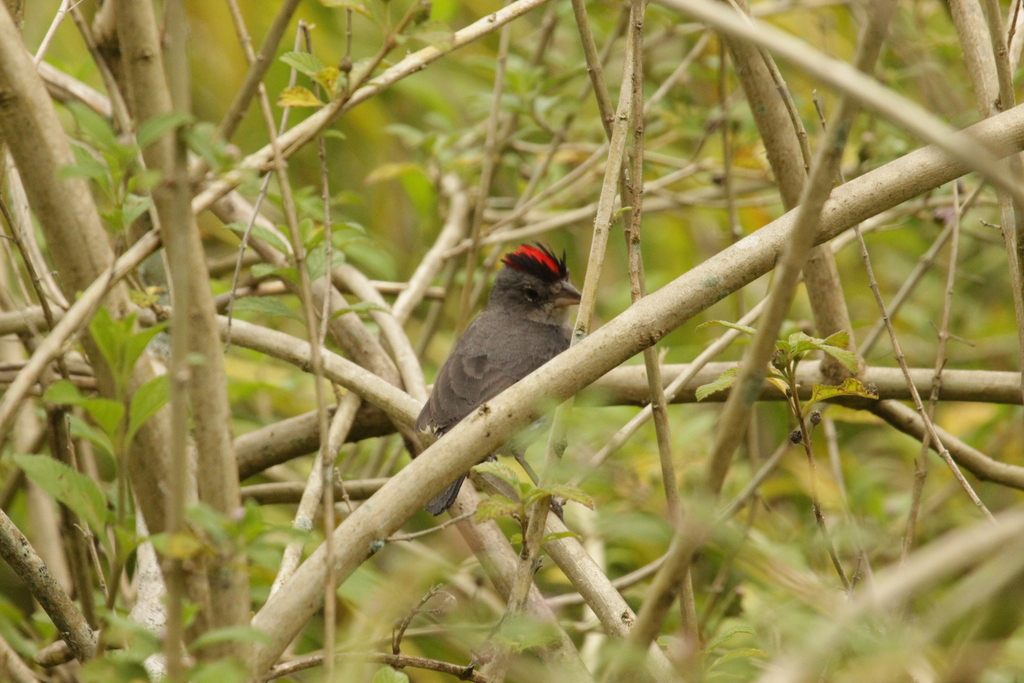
[
  {"xmin": 136, "ymin": 112, "xmax": 194, "ymax": 149},
  {"xmin": 314, "ymin": 66, "xmax": 342, "ymax": 98},
  {"xmin": 232, "ymin": 296, "xmax": 304, "ymax": 322},
  {"xmin": 297, "ymin": 217, "xmax": 315, "ymax": 243},
  {"xmin": 542, "ymin": 531, "xmax": 580, "ymax": 543},
  {"xmin": 127, "ymin": 375, "xmax": 170, "ymax": 445},
  {"xmin": 129, "ymin": 286, "xmax": 164, "ymax": 308},
  {"xmin": 188, "ymin": 625, "xmax": 271, "ymax": 653},
  {"xmin": 249, "ymin": 263, "xmax": 282, "ymax": 280},
  {"xmin": 43, "ymin": 379, "xmax": 84, "ymax": 405},
  {"xmin": 225, "ymin": 221, "xmax": 291, "ymax": 256},
  {"xmin": 492, "ymin": 614, "xmax": 561, "ymax": 651},
  {"xmin": 60, "ymin": 145, "xmax": 110, "ymax": 186},
  {"xmin": 279, "ymin": 51, "xmax": 325, "ymax": 78},
  {"xmin": 709, "ymin": 647, "xmax": 768, "ymax": 669},
  {"xmin": 79, "ymin": 397, "xmax": 125, "ymax": 440},
  {"xmin": 472, "ymin": 461, "xmax": 522, "ymax": 487},
  {"xmin": 44, "ymin": 380, "xmax": 124, "ymax": 441},
  {"xmin": 89, "ymin": 307, "xmax": 131, "ymax": 383},
  {"xmin": 544, "ymin": 484, "xmax": 594, "ymax": 509},
  {"xmin": 817, "ymin": 345, "xmax": 861, "ymax": 373},
  {"xmin": 66, "ymin": 102, "xmax": 119, "ymax": 153},
  {"xmin": 182, "ymin": 121, "xmax": 233, "ymax": 171},
  {"xmin": 67, "ymin": 413, "xmax": 114, "ymax": 459},
  {"xmin": 695, "ymin": 366, "xmax": 739, "ymax": 401},
  {"xmin": 129, "ymin": 168, "xmax": 164, "ymax": 193},
  {"xmin": 103, "ymin": 611, "xmax": 163, "ymax": 657},
  {"xmin": 473, "ymin": 495, "xmax": 519, "ymax": 523},
  {"xmin": 303, "ymin": 222, "xmax": 325, "ymax": 251},
  {"xmin": 779, "ymin": 331, "xmax": 860, "ymax": 372},
  {"xmin": 88, "ymin": 308, "xmax": 167, "ymax": 398},
  {"xmin": 704, "ymin": 625, "xmax": 756, "ymax": 652},
  {"xmin": 306, "ymin": 241, "xmax": 346, "ymax": 281},
  {"xmin": 821, "ymin": 329, "xmax": 850, "ymax": 349},
  {"xmin": 120, "ymin": 194, "xmax": 152, "ymax": 231},
  {"xmin": 277, "ymin": 86, "xmax": 324, "ymax": 108},
  {"xmin": 149, "ymin": 530, "xmax": 205, "ymax": 559},
  {"xmin": 371, "ymin": 667, "xmax": 410, "ymax": 683},
  {"xmin": 122, "ymin": 322, "xmax": 168, "ymax": 380},
  {"xmin": 364, "ymin": 162, "xmax": 423, "ymax": 185},
  {"xmin": 14, "ymin": 454, "xmax": 107, "ymax": 533},
  {"xmin": 784, "ymin": 331, "xmax": 823, "ymax": 359},
  {"xmin": 697, "ymin": 320, "xmax": 757, "ymax": 336},
  {"xmin": 806, "ymin": 378, "xmax": 878, "ymax": 409},
  {"xmin": 186, "ymin": 660, "xmax": 248, "ymax": 683}
]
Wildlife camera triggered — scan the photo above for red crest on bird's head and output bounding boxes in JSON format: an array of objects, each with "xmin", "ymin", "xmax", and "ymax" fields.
[{"xmin": 501, "ymin": 243, "xmax": 568, "ymax": 283}]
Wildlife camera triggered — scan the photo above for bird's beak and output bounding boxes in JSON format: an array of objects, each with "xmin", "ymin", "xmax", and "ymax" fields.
[{"xmin": 554, "ymin": 281, "xmax": 582, "ymax": 307}]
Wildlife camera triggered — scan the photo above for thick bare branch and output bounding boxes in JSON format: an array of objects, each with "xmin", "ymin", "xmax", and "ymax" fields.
[
  {"xmin": 0, "ymin": 509, "xmax": 96, "ymax": 663},
  {"xmin": 246, "ymin": 98, "xmax": 1024, "ymax": 672}
]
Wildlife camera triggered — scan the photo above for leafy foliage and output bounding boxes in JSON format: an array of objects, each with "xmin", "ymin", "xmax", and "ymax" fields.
[{"xmin": 7, "ymin": 0, "xmax": 1024, "ymax": 681}]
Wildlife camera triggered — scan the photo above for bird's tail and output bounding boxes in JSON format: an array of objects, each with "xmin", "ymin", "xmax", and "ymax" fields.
[{"xmin": 425, "ymin": 475, "xmax": 466, "ymax": 516}]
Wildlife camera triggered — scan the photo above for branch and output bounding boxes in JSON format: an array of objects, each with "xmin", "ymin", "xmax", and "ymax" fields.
[
  {"xmin": 263, "ymin": 651, "xmax": 493, "ymax": 682},
  {"xmin": 241, "ymin": 479, "xmax": 388, "ymax": 504},
  {"xmin": 0, "ymin": 630, "xmax": 36, "ymax": 683},
  {"xmin": 246, "ymin": 98, "xmax": 1024, "ymax": 674},
  {"xmin": 0, "ymin": 0, "xmax": 175, "ymax": 543},
  {"xmin": 217, "ymin": 0, "xmax": 303, "ymax": 141},
  {"xmin": 752, "ymin": 509, "xmax": 1024, "ymax": 683},
  {"xmin": 653, "ymin": 0, "xmax": 1024, "ymax": 208},
  {"xmin": 870, "ymin": 400, "xmax": 1024, "ymax": 490},
  {"xmin": 0, "ymin": 509, "xmax": 96, "ymax": 662},
  {"xmin": 115, "ymin": 0, "xmax": 249, "ymax": 666},
  {"xmin": 218, "ymin": 317, "xmax": 421, "ymax": 424},
  {"xmin": 704, "ymin": 0, "xmax": 898, "ymax": 495},
  {"xmin": 191, "ymin": 0, "xmax": 555, "ymax": 215}
]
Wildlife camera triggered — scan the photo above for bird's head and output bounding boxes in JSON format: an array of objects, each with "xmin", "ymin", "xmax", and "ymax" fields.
[{"xmin": 489, "ymin": 244, "xmax": 581, "ymax": 323}]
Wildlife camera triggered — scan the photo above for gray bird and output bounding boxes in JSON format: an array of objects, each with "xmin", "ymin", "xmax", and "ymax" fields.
[{"xmin": 416, "ymin": 244, "xmax": 582, "ymax": 515}]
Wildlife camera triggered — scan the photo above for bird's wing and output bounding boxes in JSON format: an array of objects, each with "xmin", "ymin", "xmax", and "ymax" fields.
[{"xmin": 417, "ymin": 313, "xmax": 569, "ymax": 434}]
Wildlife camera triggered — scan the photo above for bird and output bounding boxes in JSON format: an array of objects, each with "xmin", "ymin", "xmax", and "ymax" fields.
[{"xmin": 416, "ymin": 243, "xmax": 582, "ymax": 515}]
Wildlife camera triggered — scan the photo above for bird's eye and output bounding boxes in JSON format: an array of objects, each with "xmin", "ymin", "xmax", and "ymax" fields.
[{"xmin": 523, "ymin": 287, "xmax": 540, "ymax": 302}]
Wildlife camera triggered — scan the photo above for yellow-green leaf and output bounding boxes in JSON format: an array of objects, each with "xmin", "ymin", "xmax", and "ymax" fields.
[
  {"xmin": 364, "ymin": 162, "xmax": 423, "ymax": 185},
  {"xmin": 807, "ymin": 378, "xmax": 878, "ymax": 409},
  {"xmin": 472, "ymin": 461, "xmax": 522, "ymax": 487},
  {"xmin": 473, "ymin": 495, "xmax": 519, "ymax": 523},
  {"xmin": 696, "ymin": 366, "xmax": 739, "ymax": 401},
  {"xmin": 14, "ymin": 454, "xmax": 108, "ymax": 533},
  {"xmin": 277, "ymin": 86, "xmax": 324, "ymax": 108}
]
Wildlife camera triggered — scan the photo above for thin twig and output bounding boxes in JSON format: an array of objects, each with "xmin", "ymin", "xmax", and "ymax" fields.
[
  {"xmin": 854, "ymin": 225, "xmax": 993, "ymax": 520},
  {"xmin": 217, "ymin": 0, "xmax": 303, "ymax": 142},
  {"xmin": 0, "ymin": 231, "xmax": 160, "ymax": 443},
  {"xmin": 263, "ymin": 650, "xmax": 492, "ymax": 682},
  {"xmin": 455, "ymin": 10, "xmax": 512, "ymax": 334},
  {"xmin": 704, "ymin": 0, "xmax": 899, "ymax": 495},
  {"xmin": 192, "ymin": 0, "xmax": 557, "ymax": 216},
  {"xmin": 902, "ymin": 185, "xmax": 962, "ymax": 559}
]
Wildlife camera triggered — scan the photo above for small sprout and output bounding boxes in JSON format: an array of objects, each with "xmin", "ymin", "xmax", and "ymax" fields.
[
  {"xmin": 790, "ymin": 429, "xmax": 802, "ymax": 444},
  {"xmin": 810, "ymin": 411, "xmax": 822, "ymax": 427},
  {"xmin": 369, "ymin": 539, "xmax": 386, "ymax": 554}
]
